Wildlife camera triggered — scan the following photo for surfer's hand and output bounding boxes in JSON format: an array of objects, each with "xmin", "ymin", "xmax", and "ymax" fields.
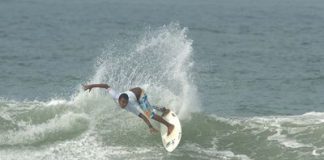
[
  {"xmin": 149, "ymin": 127, "xmax": 159, "ymax": 134},
  {"xmin": 82, "ymin": 84, "xmax": 92, "ymax": 92}
]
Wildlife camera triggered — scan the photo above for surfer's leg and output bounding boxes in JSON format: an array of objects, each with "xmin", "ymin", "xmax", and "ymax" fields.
[
  {"xmin": 139, "ymin": 94, "xmax": 169, "ymax": 117},
  {"xmin": 152, "ymin": 105, "xmax": 165, "ymax": 112},
  {"xmin": 152, "ymin": 105, "xmax": 170, "ymax": 117},
  {"xmin": 138, "ymin": 94, "xmax": 174, "ymax": 135},
  {"xmin": 151, "ymin": 114, "xmax": 174, "ymax": 136}
]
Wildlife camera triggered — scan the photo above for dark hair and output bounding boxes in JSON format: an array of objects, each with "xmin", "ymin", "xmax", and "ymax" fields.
[{"xmin": 119, "ymin": 93, "xmax": 129, "ymax": 101}]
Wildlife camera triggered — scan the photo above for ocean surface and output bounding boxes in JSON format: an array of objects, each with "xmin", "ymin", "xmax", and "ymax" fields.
[{"xmin": 1, "ymin": 0, "xmax": 324, "ymax": 159}]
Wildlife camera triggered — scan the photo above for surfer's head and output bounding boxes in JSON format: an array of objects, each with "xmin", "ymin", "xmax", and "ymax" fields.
[{"xmin": 118, "ymin": 93, "xmax": 129, "ymax": 108}]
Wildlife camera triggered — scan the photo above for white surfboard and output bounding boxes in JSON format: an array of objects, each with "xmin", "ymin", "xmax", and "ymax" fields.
[{"xmin": 160, "ymin": 110, "xmax": 182, "ymax": 152}]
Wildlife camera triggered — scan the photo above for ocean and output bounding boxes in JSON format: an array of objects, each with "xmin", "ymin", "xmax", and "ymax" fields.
[{"xmin": 1, "ymin": 0, "xmax": 324, "ymax": 159}]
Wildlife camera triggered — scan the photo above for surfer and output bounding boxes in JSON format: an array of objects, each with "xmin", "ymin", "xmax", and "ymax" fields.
[{"xmin": 83, "ymin": 83, "xmax": 175, "ymax": 136}]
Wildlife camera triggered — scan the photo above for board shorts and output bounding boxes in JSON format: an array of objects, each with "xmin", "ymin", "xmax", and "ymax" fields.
[{"xmin": 139, "ymin": 93, "xmax": 160, "ymax": 119}]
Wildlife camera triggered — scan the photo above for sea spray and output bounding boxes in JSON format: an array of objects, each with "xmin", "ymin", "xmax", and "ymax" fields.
[{"xmin": 83, "ymin": 23, "xmax": 200, "ymax": 119}]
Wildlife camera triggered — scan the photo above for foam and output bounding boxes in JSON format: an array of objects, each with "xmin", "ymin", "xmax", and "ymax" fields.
[
  {"xmin": 0, "ymin": 131, "xmax": 161, "ymax": 160},
  {"xmin": 0, "ymin": 112, "xmax": 89, "ymax": 146},
  {"xmin": 181, "ymin": 143, "xmax": 252, "ymax": 160},
  {"xmin": 267, "ymin": 128, "xmax": 313, "ymax": 149},
  {"xmin": 211, "ymin": 112, "xmax": 324, "ymax": 154},
  {"xmin": 45, "ymin": 99, "xmax": 70, "ymax": 106}
]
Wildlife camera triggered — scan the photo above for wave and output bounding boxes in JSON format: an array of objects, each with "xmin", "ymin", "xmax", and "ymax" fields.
[
  {"xmin": 2, "ymin": 92, "xmax": 324, "ymax": 159},
  {"xmin": 207, "ymin": 112, "xmax": 324, "ymax": 158},
  {"xmin": 1, "ymin": 23, "xmax": 323, "ymax": 159}
]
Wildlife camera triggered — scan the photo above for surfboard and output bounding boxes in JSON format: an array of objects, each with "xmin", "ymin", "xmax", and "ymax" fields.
[{"xmin": 160, "ymin": 110, "xmax": 182, "ymax": 152}]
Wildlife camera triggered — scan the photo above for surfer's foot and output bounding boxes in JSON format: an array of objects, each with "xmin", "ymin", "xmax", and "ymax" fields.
[
  {"xmin": 161, "ymin": 108, "xmax": 170, "ymax": 117},
  {"xmin": 167, "ymin": 124, "xmax": 174, "ymax": 136}
]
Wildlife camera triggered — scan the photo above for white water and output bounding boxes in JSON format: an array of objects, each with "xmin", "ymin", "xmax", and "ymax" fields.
[{"xmin": 82, "ymin": 23, "xmax": 201, "ymax": 119}]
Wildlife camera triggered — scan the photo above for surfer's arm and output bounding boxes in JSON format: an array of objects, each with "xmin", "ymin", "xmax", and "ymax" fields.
[
  {"xmin": 83, "ymin": 84, "xmax": 110, "ymax": 91},
  {"xmin": 138, "ymin": 113, "xmax": 158, "ymax": 133},
  {"xmin": 83, "ymin": 84, "xmax": 120, "ymax": 100},
  {"xmin": 129, "ymin": 87, "xmax": 142, "ymax": 100}
]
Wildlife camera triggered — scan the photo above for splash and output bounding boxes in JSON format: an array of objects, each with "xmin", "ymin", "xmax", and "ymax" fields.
[{"xmin": 85, "ymin": 23, "xmax": 200, "ymax": 119}]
